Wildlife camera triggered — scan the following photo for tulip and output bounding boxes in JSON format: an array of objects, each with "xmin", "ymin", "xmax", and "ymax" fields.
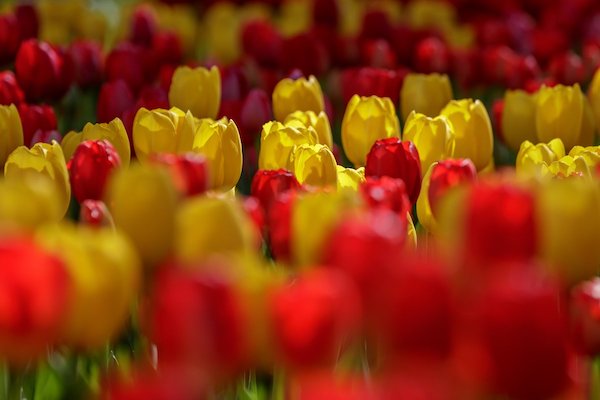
[
  {"xmin": 239, "ymin": 89, "xmax": 271, "ymax": 146},
  {"xmin": 0, "ymin": 71, "xmax": 24, "ymax": 105},
  {"xmin": 336, "ymin": 165, "xmax": 365, "ymax": 191},
  {"xmin": 17, "ymin": 103, "xmax": 57, "ymax": 147},
  {"xmin": 417, "ymin": 159, "xmax": 477, "ymax": 234},
  {"xmin": 588, "ymin": 68, "xmax": 600, "ymax": 135},
  {"xmin": 290, "ymin": 143, "xmax": 337, "ymax": 188},
  {"xmin": 340, "ymin": 67, "xmax": 404, "ymax": 106},
  {"xmin": 272, "ymin": 75, "xmax": 324, "ymax": 122},
  {"xmin": 535, "ymin": 84, "xmax": 592, "ymax": 150},
  {"xmin": 97, "ymin": 80, "xmax": 135, "ymax": 124},
  {"xmin": 251, "ymin": 169, "xmax": 302, "ymax": 211},
  {"xmin": 570, "ymin": 278, "xmax": 600, "ymax": 356},
  {"xmin": 175, "ymin": 197, "xmax": 257, "ymax": 264},
  {"xmin": 440, "ymin": 99, "xmax": 494, "ymax": 171},
  {"xmin": 67, "ymin": 40, "xmax": 104, "ymax": 88},
  {"xmin": 360, "ymin": 176, "xmax": 411, "ymax": 218},
  {"xmin": 0, "ymin": 238, "xmax": 70, "ymax": 365},
  {"xmin": 280, "ymin": 33, "xmax": 329, "ymax": 78},
  {"xmin": 0, "ymin": 15, "xmax": 20, "ymax": 65},
  {"xmin": 149, "ymin": 153, "xmax": 209, "ymax": 197},
  {"xmin": 365, "ymin": 138, "xmax": 422, "ymax": 206},
  {"xmin": 36, "ymin": 223, "xmax": 141, "ymax": 349},
  {"xmin": 341, "ymin": 95, "xmax": 400, "ymax": 167},
  {"xmin": 0, "ymin": 104, "xmax": 23, "ymax": 168},
  {"xmin": 241, "ymin": 19, "xmax": 283, "ymax": 68},
  {"xmin": 191, "ymin": 117, "xmax": 242, "ymax": 191},
  {"xmin": 4, "ymin": 141, "xmax": 70, "ymax": 217},
  {"xmin": 129, "ymin": 5, "xmax": 157, "ymax": 47},
  {"xmin": 402, "ymin": 111, "xmax": 454, "ymax": 173},
  {"xmin": 516, "ymin": 138, "xmax": 566, "ymax": 177},
  {"xmin": 62, "ymin": 118, "xmax": 131, "ymax": 167},
  {"xmin": 132, "ymin": 107, "xmax": 197, "ymax": 163},
  {"xmin": 104, "ymin": 43, "xmax": 146, "ymax": 92},
  {"xmin": 500, "ymin": 90, "xmax": 538, "ymax": 152},
  {"xmin": 268, "ymin": 191, "xmax": 296, "ymax": 262},
  {"xmin": 536, "ymin": 178, "xmax": 600, "ymax": 285},
  {"xmin": 106, "ymin": 164, "xmax": 178, "ymax": 267},
  {"xmin": 68, "ymin": 140, "xmax": 121, "ymax": 203},
  {"xmin": 79, "ymin": 199, "xmax": 114, "ymax": 228},
  {"xmin": 400, "ymin": 73, "xmax": 453, "ymax": 121},
  {"xmin": 258, "ymin": 120, "xmax": 318, "ymax": 171},
  {"xmin": 284, "ymin": 110, "xmax": 333, "ymax": 148},
  {"xmin": 414, "ymin": 37, "xmax": 451, "ymax": 74},
  {"xmin": 168, "ymin": 66, "xmax": 221, "ymax": 119}
]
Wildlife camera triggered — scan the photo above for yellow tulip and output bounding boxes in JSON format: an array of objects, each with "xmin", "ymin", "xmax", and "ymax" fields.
[
  {"xmin": 400, "ymin": 73, "xmax": 453, "ymax": 121},
  {"xmin": 290, "ymin": 143, "xmax": 337, "ymax": 187},
  {"xmin": 168, "ymin": 66, "xmax": 221, "ymax": 119},
  {"xmin": 0, "ymin": 104, "xmax": 23, "ymax": 168},
  {"xmin": 36, "ymin": 223, "xmax": 141, "ymax": 349},
  {"xmin": 535, "ymin": 84, "xmax": 591, "ymax": 150},
  {"xmin": 284, "ymin": 110, "xmax": 333, "ymax": 149},
  {"xmin": 203, "ymin": 2, "xmax": 241, "ymax": 64},
  {"xmin": 132, "ymin": 107, "xmax": 198, "ymax": 162},
  {"xmin": 416, "ymin": 162, "xmax": 438, "ymax": 234},
  {"xmin": 191, "ymin": 117, "xmax": 243, "ymax": 191},
  {"xmin": 588, "ymin": 68, "xmax": 600, "ymax": 137},
  {"xmin": 547, "ymin": 155, "xmax": 592, "ymax": 178},
  {"xmin": 569, "ymin": 145, "xmax": 600, "ymax": 167},
  {"xmin": 402, "ymin": 111, "xmax": 454, "ymax": 172},
  {"xmin": 272, "ymin": 75, "xmax": 324, "ymax": 121},
  {"xmin": 536, "ymin": 179, "xmax": 600, "ymax": 285},
  {"xmin": 440, "ymin": 99, "xmax": 493, "ymax": 171},
  {"xmin": 175, "ymin": 196, "xmax": 257, "ymax": 264},
  {"xmin": 4, "ymin": 141, "xmax": 70, "ymax": 216},
  {"xmin": 106, "ymin": 163, "xmax": 178, "ymax": 268},
  {"xmin": 258, "ymin": 120, "xmax": 318, "ymax": 170},
  {"xmin": 516, "ymin": 138, "xmax": 566, "ymax": 177},
  {"xmin": 341, "ymin": 95, "xmax": 400, "ymax": 167},
  {"xmin": 336, "ymin": 165, "xmax": 365, "ymax": 191},
  {"xmin": 501, "ymin": 90, "xmax": 538, "ymax": 152}
]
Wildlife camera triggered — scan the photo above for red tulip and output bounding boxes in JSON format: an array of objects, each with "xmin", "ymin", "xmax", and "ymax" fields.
[
  {"xmin": 360, "ymin": 9, "xmax": 392, "ymax": 41},
  {"xmin": 251, "ymin": 169, "xmax": 301, "ymax": 211},
  {"xmin": 268, "ymin": 269, "xmax": 361, "ymax": 369},
  {"xmin": 531, "ymin": 28, "xmax": 568, "ymax": 66},
  {"xmin": 268, "ymin": 190, "xmax": 297, "ymax": 262},
  {"xmin": 280, "ymin": 33, "xmax": 329, "ymax": 77},
  {"xmin": 79, "ymin": 199, "xmax": 114, "ymax": 228},
  {"xmin": 14, "ymin": 4, "xmax": 39, "ymax": 41},
  {"xmin": 152, "ymin": 31, "xmax": 183, "ymax": 68},
  {"xmin": 451, "ymin": 47, "xmax": 481, "ymax": 90},
  {"xmin": 239, "ymin": 89, "xmax": 271, "ymax": 145},
  {"xmin": 365, "ymin": 138, "xmax": 422, "ymax": 206},
  {"xmin": 360, "ymin": 176, "xmax": 411, "ymax": 217},
  {"xmin": 241, "ymin": 20, "xmax": 282, "ymax": 68},
  {"xmin": 0, "ymin": 14, "xmax": 21, "ymax": 64},
  {"xmin": 242, "ymin": 196, "xmax": 266, "ymax": 239},
  {"xmin": 570, "ymin": 278, "xmax": 600, "ymax": 357},
  {"xmin": 360, "ymin": 39, "xmax": 397, "ymax": 69},
  {"xmin": 135, "ymin": 85, "xmax": 169, "ymax": 110},
  {"xmin": 129, "ymin": 5, "xmax": 157, "ymax": 47},
  {"xmin": 68, "ymin": 140, "xmax": 122, "ymax": 203},
  {"xmin": 340, "ymin": 67, "xmax": 405, "ymax": 106},
  {"xmin": 221, "ymin": 66, "xmax": 249, "ymax": 102},
  {"xmin": 67, "ymin": 40, "xmax": 104, "ymax": 88},
  {"xmin": 105, "ymin": 43, "xmax": 146, "ymax": 92},
  {"xmin": 312, "ymin": 0, "xmax": 339, "ymax": 28},
  {"xmin": 149, "ymin": 153, "xmax": 208, "ymax": 197},
  {"xmin": 17, "ymin": 103, "xmax": 57, "ymax": 147},
  {"xmin": 97, "ymin": 80, "xmax": 135, "ymax": 123},
  {"xmin": 0, "ymin": 71, "xmax": 24, "ymax": 105},
  {"xmin": 414, "ymin": 37, "xmax": 450, "ymax": 74},
  {"xmin": 291, "ymin": 373, "xmax": 374, "ymax": 400},
  {"xmin": 102, "ymin": 368, "xmax": 205, "ymax": 400},
  {"xmin": 428, "ymin": 159, "xmax": 477, "ymax": 217},
  {"xmin": 548, "ymin": 51, "xmax": 585, "ymax": 85},
  {"xmin": 30, "ymin": 129, "xmax": 61, "ymax": 147},
  {"xmin": 0, "ymin": 237, "xmax": 70, "ymax": 365}
]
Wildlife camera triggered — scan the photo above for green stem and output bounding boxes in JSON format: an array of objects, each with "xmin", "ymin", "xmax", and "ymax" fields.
[{"xmin": 272, "ymin": 369, "xmax": 286, "ymax": 400}]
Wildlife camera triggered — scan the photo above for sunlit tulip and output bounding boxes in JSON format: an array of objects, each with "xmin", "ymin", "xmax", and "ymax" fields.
[
  {"xmin": 272, "ymin": 75, "xmax": 324, "ymax": 121},
  {"xmin": 500, "ymin": 90, "xmax": 538, "ymax": 152},
  {"xmin": 336, "ymin": 165, "xmax": 365, "ymax": 191},
  {"xmin": 284, "ymin": 110, "xmax": 333, "ymax": 149},
  {"xmin": 400, "ymin": 73, "xmax": 453, "ymax": 121},
  {"xmin": 290, "ymin": 144, "xmax": 337, "ymax": 187},
  {"xmin": 62, "ymin": 118, "xmax": 131, "ymax": 166},
  {"xmin": 251, "ymin": 169, "xmax": 302, "ymax": 211},
  {"xmin": 402, "ymin": 111, "xmax": 454, "ymax": 172},
  {"xmin": 0, "ymin": 104, "xmax": 23, "ymax": 168},
  {"xmin": 516, "ymin": 138, "xmax": 566, "ymax": 177},
  {"xmin": 258, "ymin": 120, "xmax": 318, "ymax": 171},
  {"xmin": 168, "ymin": 66, "xmax": 221, "ymax": 119}
]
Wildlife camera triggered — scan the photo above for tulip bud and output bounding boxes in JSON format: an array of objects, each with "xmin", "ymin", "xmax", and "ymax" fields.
[
  {"xmin": 68, "ymin": 140, "xmax": 121, "ymax": 203},
  {"xmin": 132, "ymin": 107, "xmax": 197, "ymax": 163},
  {"xmin": 280, "ymin": 33, "xmax": 330, "ymax": 77},
  {"xmin": 499, "ymin": 90, "xmax": 537, "ymax": 152},
  {"xmin": 417, "ymin": 159, "xmax": 477, "ymax": 234},
  {"xmin": 67, "ymin": 40, "xmax": 104, "ymax": 88},
  {"xmin": 516, "ymin": 138, "xmax": 566, "ymax": 177},
  {"xmin": 360, "ymin": 176, "xmax": 411, "ymax": 217},
  {"xmin": 97, "ymin": 80, "xmax": 135, "ymax": 124},
  {"xmin": 268, "ymin": 191, "xmax": 296, "ymax": 262},
  {"xmin": 191, "ymin": 117, "xmax": 242, "ymax": 191},
  {"xmin": 336, "ymin": 165, "xmax": 365, "ymax": 191},
  {"xmin": 106, "ymin": 164, "xmax": 178, "ymax": 267},
  {"xmin": 168, "ymin": 66, "xmax": 221, "ymax": 120},
  {"xmin": 0, "ymin": 15, "xmax": 20, "ymax": 65},
  {"xmin": 0, "ymin": 71, "xmax": 24, "ymax": 106},
  {"xmin": 4, "ymin": 141, "xmax": 70, "ymax": 217},
  {"xmin": 175, "ymin": 197, "xmax": 257, "ymax": 264},
  {"xmin": 340, "ymin": 67, "xmax": 404, "ymax": 106},
  {"xmin": 570, "ymin": 278, "xmax": 600, "ymax": 356},
  {"xmin": 342, "ymin": 95, "xmax": 400, "ymax": 167},
  {"xmin": 258, "ymin": 120, "xmax": 318, "ymax": 171},
  {"xmin": 149, "ymin": 153, "xmax": 208, "ymax": 197},
  {"xmin": 251, "ymin": 169, "xmax": 301, "ymax": 211},
  {"xmin": 536, "ymin": 84, "xmax": 590, "ymax": 150},
  {"xmin": 400, "ymin": 73, "xmax": 453, "ymax": 121},
  {"xmin": 79, "ymin": 199, "xmax": 114, "ymax": 228},
  {"xmin": 548, "ymin": 51, "xmax": 585, "ymax": 86},
  {"xmin": 239, "ymin": 89, "xmax": 271, "ymax": 146},
  {"xmin": 272, "ymin": 75, "xmax": 325, "ymax": 122},
  {"xmin": 36, "ymin": 223, "xmax": 141, "ymax": 349},
  {"xmin": 105, "ymin": 43, "xmax": 146, "ymax": 93},
  {"xmin": 402, "ymin": 111, "xmax": 454, "ymax": 173},
  {"xmin": 0, "ymin": 104, "xmax": 24, "ymax": 168},
  {"xmin": 17, "ymin": 103, "xmax": 57, "ymax": 147},
  {"xmin": 414, "ymin": 37, "xmax": 451, "ymax": 74},
  {"xmin": 0, "ymin": 238, "xmax": 70, "ymax": 365},
  {"xmin": 62, "ymin": 118, "xmax": 131, "ymax": 167},
  {"xmin": 290, "ymin": 143, "xmax": 337, "ymax": 188},
  {"xmin": 284, "ymin": 110, "xmax": 333, "ymax": 149},
  {"xmin": 440, "ymin": 99, "xmax": 494, "ymax": 171}
]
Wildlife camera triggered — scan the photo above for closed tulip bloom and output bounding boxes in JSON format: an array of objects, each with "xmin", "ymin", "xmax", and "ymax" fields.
[
  {"xmin": 336, "ymin": 165, "xmax": 365, "ymax": 191},
  {"xmin": 0, "ymin": 71, "xmax": 24, "ymax": 105},
  {"xmin": 62, "ymin": 118, "xmax": 131, "ymax": 167},
  {"xmin": 132, "ymin": 107, "xmax": 197, "ymax": 163},
  {"xmin": 570, "ymin": 278, "xmax": 600, "ymax": 356},
  {"xmin": 191, "ymin": 117, "xmax": 242, "ymax": 191},
  {"xmin": 259, "ymin": 120, "xmax": 318, "ymax": 171},
  {"xmin": 106, "ymin": 164, "xmax": 178, "ymax": 267},
  {"xmin": 251, "ymin": 169, "xmax": 302, "ymax": 211},
  {"xmin": 168, "ymin": 66, "xmax": 221, "ymax": 119},
  {"xmin": 440, "ymin": 99, "xmax": 494, "ymax": 171},
  {"xmin": 291, "ymin": 144, "xmax": 337, "ymax": 188},
  {"xmin": 149, "ymin": 153, "xmax": 209, "ymax": 197},
  {"xmin": 403, "ymin": 111, "xmax": 454, "ymax": 173},
  {"xmin": 365, "ymin": 138, "xmax": 422, "ymax": 205},
  {"xmin": 4, "ymin": 141, "xmax": 70, "ymax": 217},
  {"xmin": 272, "ymin": 75, "xmax": 324, "ymax": 121},
  {"xmin": 175, "ymin": 197, "xmax": 257, "ymax": 264},
  {"xmin": 400, "ymin": 73, "xmax": 453, "ymax": 121},
  {"xmin": 516, "ymin": 138, "xmax": 566, "ymax": 177},
  {"xmin": 36, "ymin": 223, "xmax": 141, "ymax": 349},
  {"xmin": 79, "ymin": 199, "xmax": 114, "ymax": 228},
  {"xmin": 0, "ymin": 104, "xmax": 23, "ymax": 168},
  {"xmin": 501, "ymin": 90, "xmax": 538, "ymax": 152},
  {"xmin": 284, "ymin": 110, "xmax": 333, "ymax": 149},
  {"xmin": 17, "ymin": 103, "xmax": 57, "ymax": 147},
  {"xmin": 535, "ymin": 84, "xmax": 590, "ymax": 150},
  {"xmin": 342, "ymin": 95, "xmax": 400, "ymax": 167}
]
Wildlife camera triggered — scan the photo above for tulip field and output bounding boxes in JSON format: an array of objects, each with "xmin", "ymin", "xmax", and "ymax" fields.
[{"xmin": 3, "ymin": 0, "xmax": 600, "ymax": 399}]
